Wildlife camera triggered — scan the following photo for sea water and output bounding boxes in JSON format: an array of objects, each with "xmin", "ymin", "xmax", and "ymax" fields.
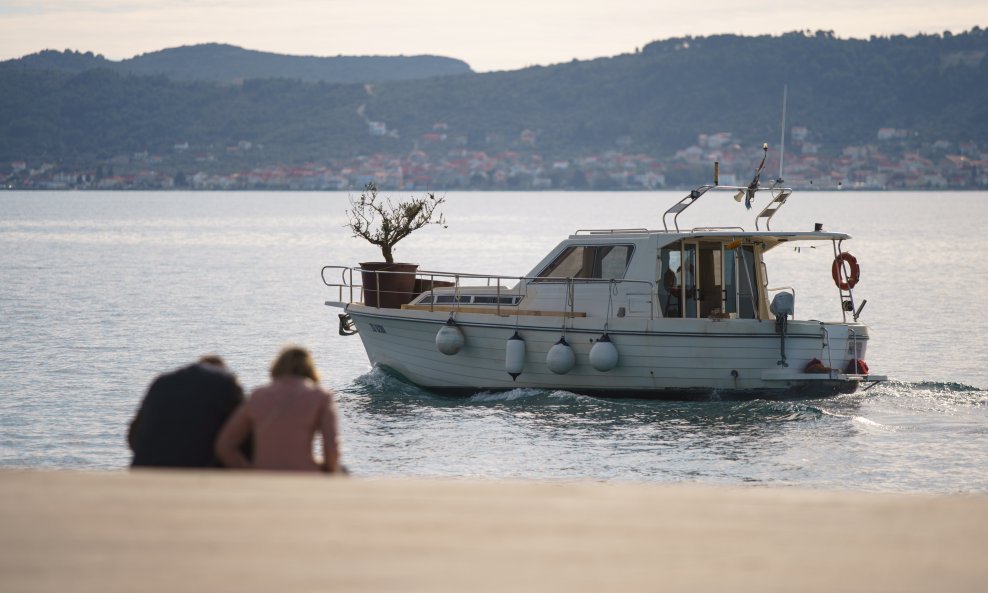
[{"xmin": 1, "ymin": 190, "xmax": 986, "ymax": 492}]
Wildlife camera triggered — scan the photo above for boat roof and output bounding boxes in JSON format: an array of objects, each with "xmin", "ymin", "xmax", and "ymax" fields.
[
  {"xmin": 568, "ymin": 181, "xmax": 853, "ymax": 246},
  {"xmin": 572, "ymin": 229, "xmax": 851, "ymax": 242}
]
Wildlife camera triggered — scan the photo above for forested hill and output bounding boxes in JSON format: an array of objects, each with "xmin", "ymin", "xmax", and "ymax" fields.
[
  {"xmin": 364, "ymin": 29, "xmax": 988, "ymax": 156},
  {"xmin": 3, "ymin": 44, "xmax": 473, "ymax": 83},
  {"xmin": 2, "ymin": 30, "xmax": 987, "ymax": 174}
]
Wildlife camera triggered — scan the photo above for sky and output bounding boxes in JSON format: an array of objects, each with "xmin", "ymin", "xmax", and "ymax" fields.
[{"xmin": 1, "ymin": 1, "xmax": 985, "ymax": 72}]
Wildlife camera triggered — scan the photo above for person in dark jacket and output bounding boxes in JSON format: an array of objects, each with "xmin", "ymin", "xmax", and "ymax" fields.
[{"xmin": 128, "ymin": 355, "xmax": 247, "ymax": 468}]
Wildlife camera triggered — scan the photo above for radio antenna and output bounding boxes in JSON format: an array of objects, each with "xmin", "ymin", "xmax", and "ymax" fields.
[{"xmin": 777, "ymin": 83, "xmax": 788, "ymax": 183}]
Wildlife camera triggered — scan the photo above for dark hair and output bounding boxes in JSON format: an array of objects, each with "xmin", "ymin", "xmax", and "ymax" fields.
[{"xmin": 270, "ymin": 346, "xmax": 319, "ymax": 382}]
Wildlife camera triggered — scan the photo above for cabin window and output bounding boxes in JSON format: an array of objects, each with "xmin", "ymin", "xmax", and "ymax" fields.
[
  {"xmin": 659, "ymin": 243, "xmax": 696, "ymax": 317},
  {"xmin": 659, "ymin": 246, "xmax": 683, "ymax": 317},
  {"xmin": 417, "ymin": 294, "xmax": 521, "ymax": 305},
  {"xmin": 697, "ymin": 242, "xmax": 722, "ymax": 318},
  {"xmin": 723, "ymin": 249, "xmax": 738, "ymax": 316},
  {"xmin": 473, "ymin": 295, "xmax": 522, "ymax": 305},
  {"xmin": 536, "ymin": 245, "xmax": 634, "ymax": 281}
]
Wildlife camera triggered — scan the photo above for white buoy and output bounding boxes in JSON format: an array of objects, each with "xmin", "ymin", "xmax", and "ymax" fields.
[
  {"xmin": 546, "ymin": 337, "xmax": 576, "ymax": 375},
  {"xmin": 436, "ymin": 319, "xmax": 465, "ymax": 355},
  {"xmin": 589, "ymin": 333, "xmax": 619, "ymax": 372},
  {"xmin": 505, "ymin": 331, "xmax": 526, "ymax": 380}
]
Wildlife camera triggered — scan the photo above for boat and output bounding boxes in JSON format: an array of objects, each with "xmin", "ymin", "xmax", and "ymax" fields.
[{"xmin": 323, "ymin": 153, "xmax": 886, "ymax": 400}]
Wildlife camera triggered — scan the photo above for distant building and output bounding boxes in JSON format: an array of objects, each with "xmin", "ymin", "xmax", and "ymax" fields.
[
  {"xmin": 705, "ymin": 132, "xmax": 733, "ymax": 149},
  {"xmin": 877, "ymin": 128, "xmax": 909, "ymax": 141},
  {"xmin": 675, "ymin": 146, "xmax": 704, "ymax": 163},
  {"xmin": 368, "ymin": 121, "xmax": 387, "ymax": 136},
  {"xmin": 843, "ymin": 146, "xmax": 870, "ymax": 159}
]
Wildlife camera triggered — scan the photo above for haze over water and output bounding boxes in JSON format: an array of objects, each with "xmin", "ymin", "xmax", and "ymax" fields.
[{"xmin": 1, "ymin": 190, "xmax": 986, "ymax": 492}]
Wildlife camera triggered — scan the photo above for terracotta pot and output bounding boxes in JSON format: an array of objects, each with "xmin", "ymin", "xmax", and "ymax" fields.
[{"xmin": 359, "ymin": 262, "xmax": 419, "ymax": 309}]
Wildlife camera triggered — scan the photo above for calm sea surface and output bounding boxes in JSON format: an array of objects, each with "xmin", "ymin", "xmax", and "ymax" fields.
[{"xmin": 1, "ymin": 190, "xmax": 986, "ymax": 492}]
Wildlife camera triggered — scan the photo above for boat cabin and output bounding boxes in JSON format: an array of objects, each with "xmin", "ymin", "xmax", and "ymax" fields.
[{"xmin": 509, "ymin": 229, "xmax": 850, "ymax": 321}]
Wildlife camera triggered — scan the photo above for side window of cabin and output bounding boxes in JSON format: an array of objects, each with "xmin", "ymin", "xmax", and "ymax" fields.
[
  {"xmin": 538, "ymin": 246, "xmax": 587, "ymax": 279},
  {"xmin": 536, "ymin": 245, "xmax": 634, "ymax": 281},
  {"xmin": 596, "ymin": 245, "xmax": 633, "ymax": 280}
]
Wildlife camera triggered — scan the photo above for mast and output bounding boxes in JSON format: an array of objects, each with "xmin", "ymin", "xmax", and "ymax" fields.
[{"xmin": 778, "ymin": 83, "xmax": 788, "ymax": 183}]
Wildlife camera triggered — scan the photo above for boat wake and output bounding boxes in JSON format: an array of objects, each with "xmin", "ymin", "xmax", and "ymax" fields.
[
  {"xmin": 850, "ymin": 415, "xmax": 893, "ymax": 430},
  {"xmin": 343, "ymin": 368, "xmax": 986, "ymax": 419},
  {"xmin": 908, "ymin": 380, "xmax": 983, "ymax": 392},
  {"xmin": 346, "ymin": 367, "xmax": 434, "ymax": 401},
  {"xmin": 468, "ymin": 388, "xmax": 596, "ymax": 404},
  {"xmin": 865, "ymin": 379, "xmax": 987, "ymax": 407}
]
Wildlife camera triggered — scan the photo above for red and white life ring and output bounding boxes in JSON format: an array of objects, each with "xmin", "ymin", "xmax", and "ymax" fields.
[{"xmin": 831, "ymin": 252, "xmax": 860, "ymax": 290}]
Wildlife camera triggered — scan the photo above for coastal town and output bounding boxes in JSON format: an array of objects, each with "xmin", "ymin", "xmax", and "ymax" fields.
[{"xmin": 5, "ymin": 124, "xmax": 986, "ymax": 191}]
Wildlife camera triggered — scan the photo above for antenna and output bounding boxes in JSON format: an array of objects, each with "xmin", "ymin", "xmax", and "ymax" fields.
[{"xmin": 778, "ymin": 83, "xmax": 788, "ymax": 183}]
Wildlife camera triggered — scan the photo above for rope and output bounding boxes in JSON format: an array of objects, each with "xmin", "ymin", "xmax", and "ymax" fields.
[
  {"xmin": 776, "ymin": 313, "xmax": 788, "ymax": 367},
  {"xmin": 560, "ymin": 279, "xmax": 576, "ymax": 333},
  {"xmin": 604, "ymin": 280, "xmax": 618, "ymax": 331}
]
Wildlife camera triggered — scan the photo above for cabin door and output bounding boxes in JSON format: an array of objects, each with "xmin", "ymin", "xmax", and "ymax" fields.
[
  {"xmin": 697, "ymin": 242, "xmax": 724, "ymax": 317},
  {"xmin": 664, "ymin": 241, "xmax": 705, "ymax": 318},
  {"xmin": 723, "ymin": 243, "xmax": 760, "ymax": 319},
  {"xmin": 658, "ymin": 241, "xmax": 703, "ymax": 318},
  {"xmin": 660, "ymin": 241, "xmax": 725, "ymax": 318},
  {"xmin": 682, "ymin": 242, "xmax": 698, "ymax": 317}
]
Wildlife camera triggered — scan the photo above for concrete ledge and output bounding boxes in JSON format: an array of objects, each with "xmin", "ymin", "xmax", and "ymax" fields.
[{"xmin": 2, "ymin": 470, "xmax": 987, "ymax": 592}]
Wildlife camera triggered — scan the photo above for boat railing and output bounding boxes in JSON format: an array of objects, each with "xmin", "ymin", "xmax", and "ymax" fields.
[
  {"xmin": 322, "ymin": 265, "xmax": 658, "ymax": 319},
  {"xmin": 662, "ymin": 183, "xmax": 793, "ymax": 232},
  {"xmin": 574, "ymin": 228, "xmax": 650, "ymax": 235},
  {"xmin": 321, "ymin": 265, "xmax": 361, "ymax": 304},
  {"xmin": 755, "ymin": 187, "xmax": 793, "ymax": 231},
  {"xmin": 415, "ymin": 269, "xmax": 518, "ymax": 287},
  {"xmin": 690, "ymin": 226, "xmax": 745, "ymax": 234}
]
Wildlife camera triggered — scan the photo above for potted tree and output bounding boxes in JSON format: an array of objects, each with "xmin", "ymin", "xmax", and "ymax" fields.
[{"xmin": 346, "ymin": 183, "xmax": 447, "ymax": 308}]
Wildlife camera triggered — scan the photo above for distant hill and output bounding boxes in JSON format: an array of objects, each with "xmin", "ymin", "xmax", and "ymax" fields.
[
  {"xmin": 358, "ymin": 29, "xmax": 988, "ymax": 158},
  {"xmin": 2, "ymin": 30, "xmax": 986, "ymax": 175},
  {"xmin": 3, "ymin": 44, "xmax": 473, "ymax": 83},
  {"xmin": 7, "ymin": 50, "xmax": 109, "ymax": 74}
]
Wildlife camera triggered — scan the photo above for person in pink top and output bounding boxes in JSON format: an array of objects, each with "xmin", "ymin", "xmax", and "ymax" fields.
[{"xmin": 215, "ymin": 346, "xmax": 343, "ymax": 473}]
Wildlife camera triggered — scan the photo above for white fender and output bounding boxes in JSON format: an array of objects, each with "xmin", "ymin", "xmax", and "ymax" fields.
[
  {"xmin": 589, "ymin": 333, "xmax": 619, "ymax": 372},
  {"xmin": 505, "ymin": 331, "xmax": 526, "ymax": 380},
  {"xmin": 436, "ymin": 319, "xmax": 465, "ymax": 355},
  {"xmin": 546, "ymin": 337, "xmax": 576, "ymax": 375}
]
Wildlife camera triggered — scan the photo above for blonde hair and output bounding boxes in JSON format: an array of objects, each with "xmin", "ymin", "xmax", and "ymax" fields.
[
  {"xmin": 270, "ymin": 346, "xmax": 320, "ymax": 382},
  {"xmin": 198, "ymin": 354, "xmax": 226, "ymax": 368}
]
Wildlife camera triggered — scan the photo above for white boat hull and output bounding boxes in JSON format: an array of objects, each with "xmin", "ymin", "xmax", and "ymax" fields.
[{"xmin": 345, "ymin": 304, "xmax": 877, "ymax": 399}]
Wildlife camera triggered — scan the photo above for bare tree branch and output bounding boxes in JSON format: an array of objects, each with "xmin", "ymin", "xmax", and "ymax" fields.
[{"xmin": 345, "ymin": 183, "xmax": 447, "ymax": 263}]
